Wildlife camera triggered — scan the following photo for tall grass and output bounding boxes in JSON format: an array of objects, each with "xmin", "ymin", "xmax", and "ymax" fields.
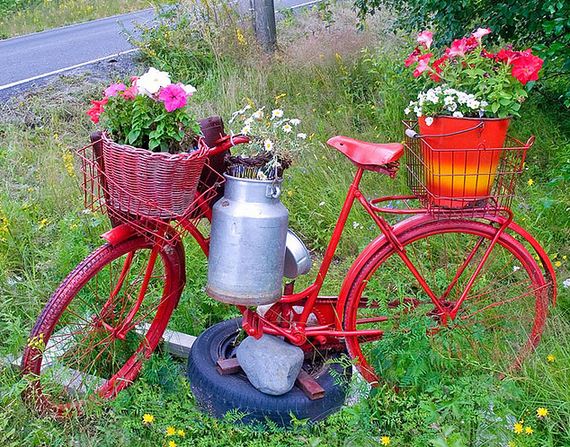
[{"xmin": 0, "ymin": 2, "xmax": 569, "ymax": 445}]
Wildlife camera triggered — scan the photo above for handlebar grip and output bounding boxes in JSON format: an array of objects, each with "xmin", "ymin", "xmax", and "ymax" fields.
[{"xmin": 405, "ymin": 128, "xmax": 419, "ymax": 139}]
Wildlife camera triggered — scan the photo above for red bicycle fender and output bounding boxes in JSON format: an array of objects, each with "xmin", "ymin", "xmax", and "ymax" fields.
[
  {"xmin": 494, "ymin": 218, "xmax": 558, "ymax": 306},
  {"xmin": 101, "ymin": 224, "xmax": 137, "ymax": 245}
]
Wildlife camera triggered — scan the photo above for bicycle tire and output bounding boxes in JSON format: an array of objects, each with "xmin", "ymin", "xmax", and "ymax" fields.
[
  {"xmin": 21, "ymin": 236, "xmax": 185, "ymax": 417},
  {"xmin": 342, "ymin": 218, "xmax": 549, "ymax": 384}
]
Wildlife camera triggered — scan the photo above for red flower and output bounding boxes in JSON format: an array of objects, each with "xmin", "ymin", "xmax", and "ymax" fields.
[
  {"xmin": 465, "ymin": 36, "xmax": 479, "ymax": 52},
  {"xmin": 429, "ymin": 55, "xmax": 448, "ymax": 81},
  {"xmin": 86, "ymin": 97, "xmax": 108, "ymax": 124},
  {"xmin": 511, "ymin": 50, "xmax": 543, "ymax": 85},
  {"xmin": 413, "ymin": 53, "xmax": 432, "ymax": 77},
  {"xmin": 405, "ymin": 47, "xmax": 421, "ymax": 67},
  {"xmin": 495, "ymin": 48, "xmax": 518, "ymax": 63},
  {"xmin": 481, "ymin": 49, "xmax": 495, "ymax": 59}
]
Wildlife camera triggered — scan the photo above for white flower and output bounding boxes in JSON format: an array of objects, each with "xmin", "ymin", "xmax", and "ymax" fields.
[
  {"xmin": 264, "ymin": 139, "xmax": 273, "ymax": 151},
  {"xmin": 453, "ymin": 111, "xmax": 464, "ymax": 117},
  {"xmin": 513, "ymin": 265, "xmax": 521, "ymax": 272},
  {"xmin": 404, "ymin": 107, "xmax": 411, "ymax": 115},
  {"xmin": 244, "ymin": 117, "xmax": 254, "ymax": 125},
  {"xmin": 271, "ymin": 109, "xmax": 284, "ymax": 119},
  {"xmin": 180, "ymin": 83, "xmax": 197, "ymax": 96},
  {"xmin": 480, "ymin": 100, "xmax": 488, "ymax": 109},
  {"xmin": 444, "ymin": 96, "xmax": 455, "ymax": 106},
  {"xmin": 319, "ymin": 201, "xmax": 325, "ymax": 206},
  {"xmin": 425, "ymin": 117, "xmax": 434, "ymax": 126},
  {"xmin": 252, "ymin": 109, "xmax": 264, "ymax": 120},
  {"xmin": 241, "ymin": 125, "xmax": 251, "ymax": 134},
  {"xmin": 352, "ymin": 221, "xmax": 361, "ymax": 229},
  {"xmin": 257, "ymin": 171, "xmax": 268, "ymax": 180},
  {"xmin": 563, "ymin": 278, "xmax": 570, "ymax": 289},
  {"xmin": 297, "ymin": 133, "xmax": 307, "ymax": 139},
  {"xmin": 137, "ymin": 67, "xmax": 171, "ymax": 95},
  {"xmin": 447, "ymin": 103, "xmax": 457, "ymax": 112},
  {"xmin": 282, "ymin": 124, "xmax": 292, "ymax": 133},
  {"xmin": 289, "ymin": 118, "xmax": 301, "ymax": 126},
  {"xmin": 456, "ymin": 92, "xmax": 468, "ymax": 104}
]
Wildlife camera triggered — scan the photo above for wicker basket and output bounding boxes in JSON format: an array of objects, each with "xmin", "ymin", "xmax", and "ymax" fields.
[{"xmin": 99, "ymin": 133, "xmax": 208, "ymax": 219}]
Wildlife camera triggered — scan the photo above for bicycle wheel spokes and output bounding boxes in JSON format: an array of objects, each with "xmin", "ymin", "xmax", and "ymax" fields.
[
  {"xmin": 343, "ymin": 220, "xmax": 548, "ymax": 384},
  {"xmin": 23, "ymin": 239, "xmax": 180, "ymax": 415}
]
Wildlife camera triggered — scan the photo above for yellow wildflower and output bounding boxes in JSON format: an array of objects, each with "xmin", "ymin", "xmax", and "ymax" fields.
[
  {"xmin": 62, "ymin": 151, "xmax": 75, "ymax": 176},
  {"xmin": 527, "ymin": 178, "xmax": 534, "ymax": 186},
  {"xmin": 274, "ymin": 93, "xmax": 287, "ymax": 102},
  {"xmin": 547, "ymin": 354, "xmax": 556, "ymax": 363},
  {"xmin": 166, "ymin": 426, "xmax": 176, "ymax": 436},
  {"xmin": 287, "ymin": 190, "xmax": 293, "ymax": 197},
  {"xmin": 38, "ymin": 218, "xmax": 50, "ymax": 229},
  {"xmin": 236, "ymin": 28, "xmax": 246, "ymax": 46},
  {"xmin": 380, "ymin": 436, "xmax": 391, "ymax": 445},
  {"xmin": 27, "ymin": 333, "xmax": 45, "ymax": 350},
  {"xmin": 563, "ymin": 255, "xmax": 567, "ymax": 260},
  {"xmin": 177, "ymin": 429, "xmax": 185, "ymax": 437},
  {"xmin": 513, "ymin": 422, "xmax": 523, "ymax": 434},
  {"xmin": 524, "ymin": 426, "xmax": 533, "ymax": 435},
  {"xmin": 507, "ymin": 442, "xmax": 516, "ymax": 447},
  {"xmin": 537, "ymin": 407, "xmax": 548, "ymax": 418},
  {"xmin": 554, "ymin": 261, "xmax": 562, "ymax": 267},
  {"xmin": 168, "ymin": 441, "xmax": 177, "ymax": 447},
  {"xmin": 142, "ymin": 413, "xmax": 155, "ymax": 424}
]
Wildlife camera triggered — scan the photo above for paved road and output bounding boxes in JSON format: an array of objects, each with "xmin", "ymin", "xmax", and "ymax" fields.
[{"xmin": 0, "ymin": 0, "xmax": 319, "ymax": 90}]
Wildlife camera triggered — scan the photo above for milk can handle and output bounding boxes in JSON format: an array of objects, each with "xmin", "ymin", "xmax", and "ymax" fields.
[{"xmin": 266, "ymin": 183, "xmax": 281, "ymax": 199}]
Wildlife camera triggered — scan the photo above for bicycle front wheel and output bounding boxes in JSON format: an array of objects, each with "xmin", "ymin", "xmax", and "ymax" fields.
[
  {"xmin": 21, "ymin": 236, "xmax": 185, "ymax": 416},
  {"xmin": 343, "ymin": 219, "xmax": 549, "ymax": 385}
]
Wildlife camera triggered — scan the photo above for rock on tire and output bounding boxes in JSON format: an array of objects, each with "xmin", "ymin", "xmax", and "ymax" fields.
[{"xmin": 187, "ymin": 318, "xmax": 351, "ymax": 427}]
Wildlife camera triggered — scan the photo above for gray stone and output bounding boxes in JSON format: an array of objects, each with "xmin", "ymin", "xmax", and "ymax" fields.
[{"xmin": 236, "ymin": 334, "xmax": 304, "ymax": 395}]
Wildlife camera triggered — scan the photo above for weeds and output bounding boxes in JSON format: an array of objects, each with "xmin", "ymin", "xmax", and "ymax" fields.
[{"xmin": 0, "ymin": 1, "xmax": 568, "ymax": 446}]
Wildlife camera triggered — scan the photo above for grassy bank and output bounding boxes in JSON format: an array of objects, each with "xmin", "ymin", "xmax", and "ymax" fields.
[
  {"xmin": 0, "ymin": 0, "xmax": 158, "ymax": 39},
  {"xmin": 0, "ymin": 2, "xmax": 569, "ymax": 446}
]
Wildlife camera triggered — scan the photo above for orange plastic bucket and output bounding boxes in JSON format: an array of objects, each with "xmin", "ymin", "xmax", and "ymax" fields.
[{"xmin": 418, "ymin": 116, "xmax": 510, "ymax": 208}]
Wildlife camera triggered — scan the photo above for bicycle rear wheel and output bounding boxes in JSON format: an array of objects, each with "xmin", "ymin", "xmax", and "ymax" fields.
[
  {"xmin": 343, "ymin": 219, "xmax": 549, "ymax": 385},
  {"xmin": 21, "ymin": 236, "xmax": 185, "ymax": 416}
]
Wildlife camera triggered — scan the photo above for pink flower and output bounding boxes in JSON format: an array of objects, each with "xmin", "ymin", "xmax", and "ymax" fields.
[
  {"xmin": 123, "ymin": 85, "xmax": 137, "ymax": 100},
  {"xmin": 405, "ymin": 47, "xmax": 421, "ymax": 67},
  {"xmin": 417, "ymin": 30, "xmax": 433, "ymax": 49},
  {"xmin": 472, "ymin": 27, "xmax": 491, "ymax": 40},
  {"xmin": 413, "ymin": 53, "xmax": 432, "ymax": 78},
  {"xmin": 511, "ymin": 50, "xmax": 544, "ymax": 85},
  {"xmin": 86, "ymin": 97, "xmax": 108, "ymax": 124},
  {"xmin": 158, "ymin": 83, "xmax": 187, "ymax": 112},
  {"xmin": 446, "ymin": 38, "xmax": 468, "ymax": 57},
  {"xmin": 104, "ymin": 83, "xmax": 126, "ymax": 97}
]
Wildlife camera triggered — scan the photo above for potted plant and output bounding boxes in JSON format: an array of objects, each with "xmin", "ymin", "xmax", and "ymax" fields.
[
  {"xmin": 86, "ymin": 68, "xmax": 208, "ymax": 218},
  {"xmin": 404, "ymin": 28, "xmax": 543, "ymax": 207}
]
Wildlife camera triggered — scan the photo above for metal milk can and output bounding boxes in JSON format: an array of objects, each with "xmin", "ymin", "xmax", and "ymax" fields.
[{"xmin": 206, "ymin": 174, "xmax": 289, "ymax": 305}]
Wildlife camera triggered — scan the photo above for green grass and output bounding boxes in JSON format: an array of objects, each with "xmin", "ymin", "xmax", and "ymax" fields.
[
  {"xmin": 1, "ymin": 3, "xmax": 569, "ymax": 446},
  {"xmin": 0, "ymin": 0, "xmax": 159, "ymax": 39}
]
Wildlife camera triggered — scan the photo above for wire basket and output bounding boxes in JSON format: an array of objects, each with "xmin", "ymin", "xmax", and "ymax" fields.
[
  {"xmin": 403, "ymin": 120, "xmax": 533, "ymax": 217},
  {"xmin": 76, "ymin": 133, "xmax": 224, "ymax": 243}
]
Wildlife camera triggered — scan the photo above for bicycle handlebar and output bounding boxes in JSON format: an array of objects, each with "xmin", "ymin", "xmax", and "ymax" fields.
[{"xmin": 207, "ymin": 134, "xmax": 250, "ymax": 156}]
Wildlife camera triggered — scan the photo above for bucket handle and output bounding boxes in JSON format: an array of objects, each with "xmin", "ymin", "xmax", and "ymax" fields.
[{"xmin": 405, "ymin": 122, "xmax": 484, "ymax": 140}]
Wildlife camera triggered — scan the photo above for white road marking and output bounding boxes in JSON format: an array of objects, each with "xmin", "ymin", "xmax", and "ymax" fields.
[{"xmin": 0, "ymin": 48, "xmax": 139, "ymax": 91}]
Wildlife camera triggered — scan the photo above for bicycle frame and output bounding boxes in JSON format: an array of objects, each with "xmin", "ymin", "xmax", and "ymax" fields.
[
  {"xmin": 175, "ymin": 160, "xmax": 514, "ymax": 348},
  {"xmin": 99, "ymin": 135, "xmax": 555, "ymax": 349}
]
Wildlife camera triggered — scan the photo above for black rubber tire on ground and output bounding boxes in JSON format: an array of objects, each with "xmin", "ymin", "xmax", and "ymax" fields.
[{"xmin": 187, "ymin": 318, "xmax": 351, "ymax": 427}]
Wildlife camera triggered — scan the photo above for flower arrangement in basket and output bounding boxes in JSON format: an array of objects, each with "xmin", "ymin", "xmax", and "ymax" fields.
[
  {"xmin": 403, "ymin": 28, "xmax": 542, "ymax": 207},
  {"xmin": 226, "ymin": 102, "xmax": 309, "ymax": 180},
  {"xmin": 86, "ymin": 68, "xmax": 208, "ymax": 219}
]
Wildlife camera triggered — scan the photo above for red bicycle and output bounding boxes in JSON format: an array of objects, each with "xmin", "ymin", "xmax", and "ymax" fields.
[{"xmin": 21, "ymin": 123, "xmax": 556, "ymax": 416}]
